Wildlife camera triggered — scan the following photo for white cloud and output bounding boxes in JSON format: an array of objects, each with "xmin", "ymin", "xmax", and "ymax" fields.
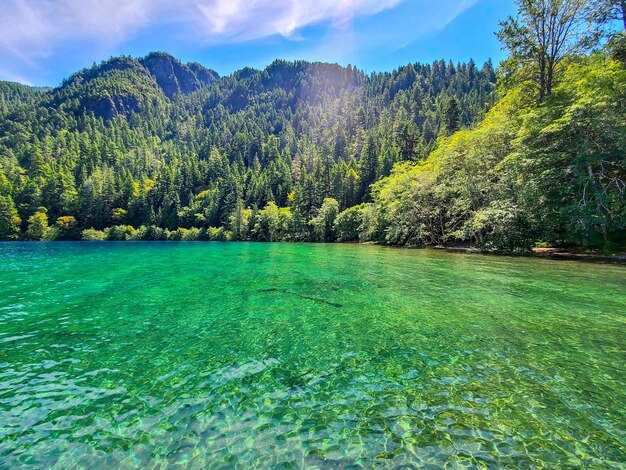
[
  {"xmin": 0, "ymin": 0, "xmax": 480, "ymax": 84},
  {"xmin": 0, "ymin": 0, "xmax": 404, "ymax": 58},
  {"xmin": 0, "ymin": 0, "xmax": 153, "ymax": 62},
  {"xmin": 192, "ymin": 0, "xmax": 404, "ymax": 40}
]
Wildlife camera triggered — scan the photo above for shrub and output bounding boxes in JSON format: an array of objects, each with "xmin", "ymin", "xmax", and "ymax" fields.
[
  {"xmin": 207, "ymin": 226, "xmax": 232, "ymax": 241},
  {"xmin": 82, "ymin": 228, "xmax": 106, "ymax": 240},
  {"xmin": 182, "ymin": 227, "xmax": 203, "ymax": 241},
  {"xmin": 335, "ymin": 204, "xmax": 365, "ymax": 242},
  {"xmin": 130, "ymin": 225, "xmax": 166, "ymax": 240},
  {"xmin": 167, "ymin": 227, "xmax": 203, "ymax": 241},
  {"xmin": 26, "ymin": 210, "xmax": 49, "ymax": 240},
  {"xmin": 53, "ymin": 216, "xmax": 80, "ymax": 240},
  {"xmin": 105, "ymin": 225, "xmax": 136, "ymax": 241}
]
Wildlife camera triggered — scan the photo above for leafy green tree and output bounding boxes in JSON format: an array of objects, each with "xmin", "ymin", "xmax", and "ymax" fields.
[
  {"xmin": 26, "ymin": 210, "xmax": 50, "ymax": 240},
  {"xmin": 371, "ymin": 88, "xmax": 523, "ymax": 247},
  {"xmin": 498, "ymin": 0, "xmax": 588, "ymax": 102},
  {"xmin": 310, "ymin": 198, "xmax": 339, "ymax": 242},
  {"xmin": 0, "ymin": 195, "xmax": 21, "ymax": 240},
  {"xmin": 112, "ymin": 208, "xmax": 128, "ymax": 224},
  {"xmin": 254, "ymin": 202, "xmax": 281, "ymax": 241},
  {"xmin": 229, "ymin": 199, "xmax": 251, "ymax": 240},
  {"xmin": 465, "ymin": 201, "xmax": 534, "ymax": 252},
  {"xmin": 359, "ymin": 135, "xmax": 378, "ymax": 201},
  {"xmin": 105, "ymin": 225, "xmax": 136, "ymax": 241},
  {"xmin": 341, "ymin": 168, "xmax": 360, "ymax": 209},
  {"xmin": 53, "ymin": 216, "xmax": 81, "ymax": 240},
  {"xmin": 335, "ymin": 204, "xmax": 365, "ymax": 242},
  {"xmin": 504, "ymin": 56, "xmax": 626, "ymax": 248},
  {"xmin": 82, "ymin": 228, "xmax": 106, "ymax": 241},
  {"xmin": 588, "ymin": 0, "xmax": 626, "ymax": 35},
  {"xmin": 443, "ymin": 97, "xmax": 462, "ymax": 135}
]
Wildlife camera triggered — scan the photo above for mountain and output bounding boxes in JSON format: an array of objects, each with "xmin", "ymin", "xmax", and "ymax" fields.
[
  {"xmin": 141, "ymin": 52, "xmax": 219, "ymax": 98},
  {"xmin": 0, "ymin": 82, "xmax": 50, "ymax": 116},
  {"xmin": 40, "ymin": 53, "xmax": 220, "ymax": 120},
  {"xmin": 0, "ymin": 52, "xmax": 497, "ymax": 241}
]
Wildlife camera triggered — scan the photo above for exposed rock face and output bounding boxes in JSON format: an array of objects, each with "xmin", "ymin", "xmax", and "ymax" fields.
[
  {"xmin": 140, "ymin": 53, "xmax": 219, "ymax": 98},
  {"xmin": 52, "ymin": 52, "xmax": 220, "ymax": 120},
  {"xmin": 91, "ymin": 94, "xmax": 141, "ymax": 120},
  {"xmin": 187, "ymin": 62, "xmax": 220, "ymax": 86}
]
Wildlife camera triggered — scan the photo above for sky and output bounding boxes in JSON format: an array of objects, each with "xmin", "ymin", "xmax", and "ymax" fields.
[{"xmin": 0, "ymin": 0, "xmax": 517, "ymax": 87}]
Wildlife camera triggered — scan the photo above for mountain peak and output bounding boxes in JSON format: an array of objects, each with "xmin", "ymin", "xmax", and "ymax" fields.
[
  {"xmin": 50, "ymin": 53, "xmax": 220, "ymax": 120},
  {"xmin": 139, "ymin": 52, "xmax": 219, "ymax": 99}
]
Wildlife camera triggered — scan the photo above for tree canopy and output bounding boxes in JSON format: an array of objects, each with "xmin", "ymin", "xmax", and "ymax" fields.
[{"xmin": 0, "ymin": 1, "xmax": 624, "ymax": 252}]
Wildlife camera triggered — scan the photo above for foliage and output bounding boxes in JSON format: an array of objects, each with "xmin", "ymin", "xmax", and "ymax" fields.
[
  {"xmin": 371, "ymin": 90, "xmax": 523, "ymax": 247},
  {"xmin": 207, "ymin": 226, "xmax": 232, "ymax": 241},
  {"xmin": 0, "ymin": 195, "xmax": 21, "ymax": 240},
  {"xmin": 498, "ymin": 0, "xmax": 589, "ymax": 102},
  {"xmin": 310, "ymin": 198, "xmax": 339, "ymax": 242},
  {"xmin": 371, "ymin": 53, "xmax": 625, "ymax": 251},
  {"xmin": 26, "ymin": 210, "xmax": 49, "ymax": 240},
  {"xmin": 502, "ymin": 55, "xmax": 626, "ymax": 248},
  {"xmin": 464, "ymin": 201, "xmax": 535, "ymax": 252},
  {"xmin": 0, "ymin": 53, "xmax": 496, "ymax": 243},
  {"xmin": 1, "ymin": 32, "xmax": 624, "ymax": 251},
  {"xmin": 82, "ymin": 228, "xmax": 106, "ymax": 240},
  {"xmin": 52, "ymin": 215, "xmax": 80, "ymax": 240},
  {"xmin": 105, "ymin": 225, "xmax": 137, "ymax": 241},
  {"xmin": 335, "ymin": 204, "xmax": 366, "ymax": 242}
]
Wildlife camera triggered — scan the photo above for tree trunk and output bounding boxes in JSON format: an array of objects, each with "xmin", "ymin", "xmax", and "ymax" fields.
[
  {"xmin": 538, "ymin": 56, "xmax": 547, "ymax": 103},
  {"xmin": 546, "ymin": 60, "xmax": 554, "ymax": 99}
]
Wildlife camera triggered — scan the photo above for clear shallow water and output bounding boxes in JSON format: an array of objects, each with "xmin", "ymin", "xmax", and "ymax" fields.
[{"xmin": 0, "ymin": 242, "xmax": 624, "ymax": 468}]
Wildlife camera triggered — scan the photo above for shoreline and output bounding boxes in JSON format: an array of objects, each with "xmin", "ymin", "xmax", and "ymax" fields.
[
  {"xmin": 432, "ymin": 245, "xmax": 626, "ymax": 264},
  {"xmin": 3, "ymin": 240, "xmax": 626, "ymax": 264}
]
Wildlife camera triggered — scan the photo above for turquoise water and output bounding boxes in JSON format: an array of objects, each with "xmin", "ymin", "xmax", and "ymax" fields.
[{"xmin": 0, "ymin": 242, "xmax": 624, "ymax": 468}]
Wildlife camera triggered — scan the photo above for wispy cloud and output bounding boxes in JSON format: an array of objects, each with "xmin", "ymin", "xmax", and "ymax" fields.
[
  {"xmin": 192, "ymin": 0, "xmax": 404, "ymax": 40},
  {"xmin": 0, "ymin": 0, "xmax": 403, "ymax": 58},
  {"xmin": 0, "ymin": 0, "xmax": 482, "ymax": 84},
  {"xmin": 302, "ymin": 0, "xmax": 480, "ymax": 66},
  {"xmin": 0, "ymin": 0, "xmax": 152, "ymax": 63}
]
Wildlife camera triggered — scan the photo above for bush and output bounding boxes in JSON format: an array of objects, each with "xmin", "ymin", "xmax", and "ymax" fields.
[
  {"xmin": 105, "ymin": 225, "xmax": 136, "ymax": 241},
  {"xmin": 207, "ymin": 226, "xmax": 232, "ymax": 241},
  {"xmin": 26, "ymin": 210, "xmax": 49, "ymax": 240},
  {"xmin": 167, "ymin": 227, "xmax": 203, "ymax": 241},
  {"xmin": 53, "ymin": 215, "xmax": 80, "ymax": 240},
  {"xmin": 182, "ymin": 227, "xmax": 203, "ymax": 241},
  {"xmin": 335, "ymin": 204, "xmax": 365, "ymax": 242},
  {"xmin": 82, "ymin": 228, "xmax": 106, "ymax": 240},
  {"xmin": 129, "ymin": 225, "xmax": 166, "ymax": 240}
]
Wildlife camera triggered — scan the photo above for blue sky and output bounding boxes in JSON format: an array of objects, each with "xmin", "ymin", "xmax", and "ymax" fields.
[{"xmin": 0, "ymin": 0, "xmax": 517, "ymax": 87}]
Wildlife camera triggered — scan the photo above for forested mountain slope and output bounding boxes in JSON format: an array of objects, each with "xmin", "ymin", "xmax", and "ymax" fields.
[
  {"xmin": 372, "ymin": 55, "xmax": 626, "ymax": 251},
  {"xmin": 0, "ymin": 53, "xmax": 496, "ymax": 241},
  {"xmin": 0, "ymin": 82, "xmax": 50, "ymax": 117},
  {"xmin": 1, "ymin": 0, "xmax": 624, "ymax": 251}
]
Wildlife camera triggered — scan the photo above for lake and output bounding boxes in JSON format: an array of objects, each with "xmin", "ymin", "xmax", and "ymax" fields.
[{"xmin": 0, "ymin": 242, "xmax": 624, "ymax": 467}]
